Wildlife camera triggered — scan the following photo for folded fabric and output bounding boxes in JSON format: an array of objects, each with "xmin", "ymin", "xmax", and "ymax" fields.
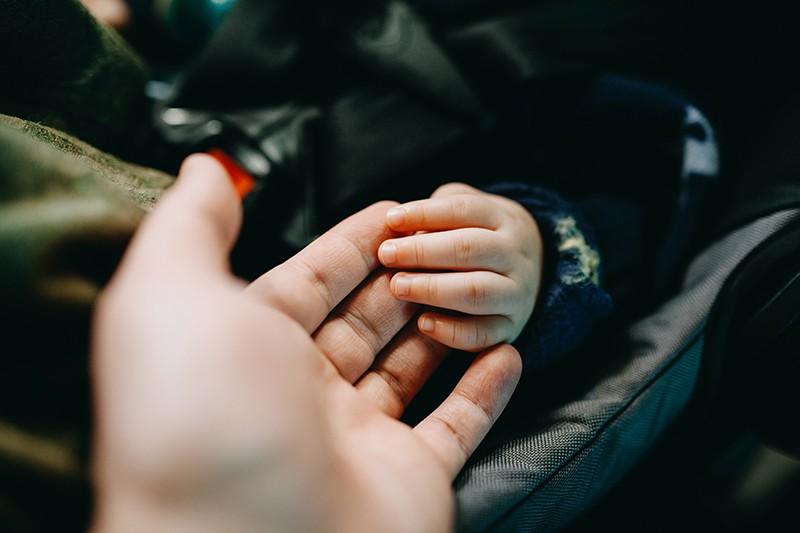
[{"xmin": 0, "ymin": 114, "xmax": 173, "ymax": 532}]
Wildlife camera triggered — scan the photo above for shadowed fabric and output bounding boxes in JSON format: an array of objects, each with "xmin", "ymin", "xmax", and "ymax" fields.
[
  {"xmin": 0, "ymin": 116, "xmax": 172, "ymax": 531},
  {"xmin": 0, "ymin": 0, "xmax": 150, "ymax": 158},
  {"xmin": 0, "ymin": 3, "xmax": 169, "ymax": 529}
]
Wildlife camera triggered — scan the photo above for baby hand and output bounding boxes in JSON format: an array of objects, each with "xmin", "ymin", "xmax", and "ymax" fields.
[{"xmin": 378, "ymin": 183, "xmax": 543, "ymax": 351}]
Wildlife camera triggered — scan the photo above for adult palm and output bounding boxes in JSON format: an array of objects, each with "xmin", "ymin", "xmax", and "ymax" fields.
[{"xmin": 91, "ymin": 155, "xmax": 521, "ymax": 532}]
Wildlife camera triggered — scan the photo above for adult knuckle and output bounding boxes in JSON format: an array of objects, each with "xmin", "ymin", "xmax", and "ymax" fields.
[
  {"xmin": 431, "ymin": 413, "xmax": 472, "ymax": 464},
  {"xmin": 373, "ymin": 367, "xmax": 412, "ymax": 409}
]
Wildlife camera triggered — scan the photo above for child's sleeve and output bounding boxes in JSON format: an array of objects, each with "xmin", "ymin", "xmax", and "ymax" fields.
[
  {"xmin": 481, "ymin": 74, "xmax": 722, "ymax": 371},
  {"xmin": 483, "ymin": 181, "xmax": 613, "ymax": 370}
]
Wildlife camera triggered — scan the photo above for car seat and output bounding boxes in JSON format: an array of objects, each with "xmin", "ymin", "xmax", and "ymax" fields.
[{"xmin": 451, "ymin": 94, "xmax": 800, "ymax": 532}]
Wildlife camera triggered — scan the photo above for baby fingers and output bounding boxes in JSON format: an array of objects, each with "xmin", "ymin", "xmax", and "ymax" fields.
[
  {"xmin": 417, "ymin": 312, "xmax": 515, "ymax": 352},
  {"xmin": 390, "ymin": 271, "xmax": 518, "ymax": 315},
  {"xmin": 385, "ymin": 191, "xmax": 501, "ymax": 233},
  {"xmin": 379, "ymin": 228, "xmax": 513, "ymax": 272}
]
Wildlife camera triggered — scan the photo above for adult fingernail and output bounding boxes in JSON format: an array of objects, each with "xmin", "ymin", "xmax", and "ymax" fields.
[
  {"xmin": 419, "ymin": 315, "xmax": 435, "ymax": 332},
  {"xmin": 394, "ymin": 275, "xmax": 411, "ymax": 296},
  {"xmin": 379, "ymin": 242, "xmax": 397, "ymax": 265},
  {"xmin": 386, "ymin": 207, "xmax": 405, "ymax": 227}
]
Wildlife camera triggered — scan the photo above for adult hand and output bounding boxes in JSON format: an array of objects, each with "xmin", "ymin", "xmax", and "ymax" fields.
[{"xmin": 90, "ymin": 154, "xmax": 522, "ymax": 532}]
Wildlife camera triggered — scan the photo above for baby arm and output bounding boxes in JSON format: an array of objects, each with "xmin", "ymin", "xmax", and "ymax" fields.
[{"xmin": 378, "ymin": 182, "xmax": 543, "ymax": 351}]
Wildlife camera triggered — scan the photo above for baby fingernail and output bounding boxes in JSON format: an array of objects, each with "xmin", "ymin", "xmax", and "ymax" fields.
[
  {"xmin": 379, "ymin": 242, "xmax": 397, "ymax": 264},
  {"xmin": 394, "ymin": 275, "xmax": 411, "ymax": 296},
  {"xmin": 420, "ymin": 315, "xmax": 435, "ymax": 332},
  {"xmin": 386, "ymin": 207, "xmax": 405, "ymax": 227}
]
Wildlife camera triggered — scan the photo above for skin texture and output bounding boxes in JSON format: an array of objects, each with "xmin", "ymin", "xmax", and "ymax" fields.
[
  {"xmin": 90, "ymin": 154, "xmax": 522, "ymax": 532},
  {"xmin": 378, "ymin": 182, "xmax": 543, "ymax": 352}
]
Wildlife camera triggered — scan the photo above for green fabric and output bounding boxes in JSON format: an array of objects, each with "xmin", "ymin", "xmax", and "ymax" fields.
[
  {"xmin": 0, "ymin": 113, "xmax": 172, "ymax": 313},
  {"xmin": 0, "ymin": 0, "xmax": 150, "ymax": 158},
  {"xmin": 0, "ymin": 3, "xmax": 173, "ymax": 530},
  {"xmin": 0, "ymin": 114, "xmax": 173, "ymax": 533}
]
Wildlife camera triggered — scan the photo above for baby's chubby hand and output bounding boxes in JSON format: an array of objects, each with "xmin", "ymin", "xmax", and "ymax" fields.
[{"xmin": 378, "ymin": 183, "xmax": 543, "ymax": 351}]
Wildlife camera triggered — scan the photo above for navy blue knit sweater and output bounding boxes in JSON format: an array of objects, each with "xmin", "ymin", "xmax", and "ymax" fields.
[{"xmin": 484, "ymin": 74, "xmax": 721, "ymax": 371}]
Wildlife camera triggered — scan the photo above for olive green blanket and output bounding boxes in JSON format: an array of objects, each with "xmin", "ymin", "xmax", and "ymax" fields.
[{"xmin": 1, "ymin": 2, "xmax": 173, "ymax": 530}]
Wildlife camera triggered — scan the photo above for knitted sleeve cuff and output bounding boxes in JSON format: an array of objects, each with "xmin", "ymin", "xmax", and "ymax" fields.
[{"xmin": 483, "ymin": 182, "xmax": 614, "ymax": 370}]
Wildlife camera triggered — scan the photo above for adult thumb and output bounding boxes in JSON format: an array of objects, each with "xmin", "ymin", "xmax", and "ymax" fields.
[{"xmin": 120, "ymin": 153, "xmax": 243, "ymax": 278}]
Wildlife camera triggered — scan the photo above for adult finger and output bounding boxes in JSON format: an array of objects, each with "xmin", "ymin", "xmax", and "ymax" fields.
[
  {"xmin": 117, "ymin": 153, "xmax": 241, "ymax": 280},
  {"xmin": 413, "ymin": 343, "xmax": 522, "ymax": 479},
  {"xmin": 354, "ymin": 320, "xmax": 451, "ymax": 418},
  {"xmin": 245, "ymin": 201, "xmax": 399, "ymax": 333},
  {"xmin": 313, "ymin": 269, "xmax": 419, "ymax": 383}
]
